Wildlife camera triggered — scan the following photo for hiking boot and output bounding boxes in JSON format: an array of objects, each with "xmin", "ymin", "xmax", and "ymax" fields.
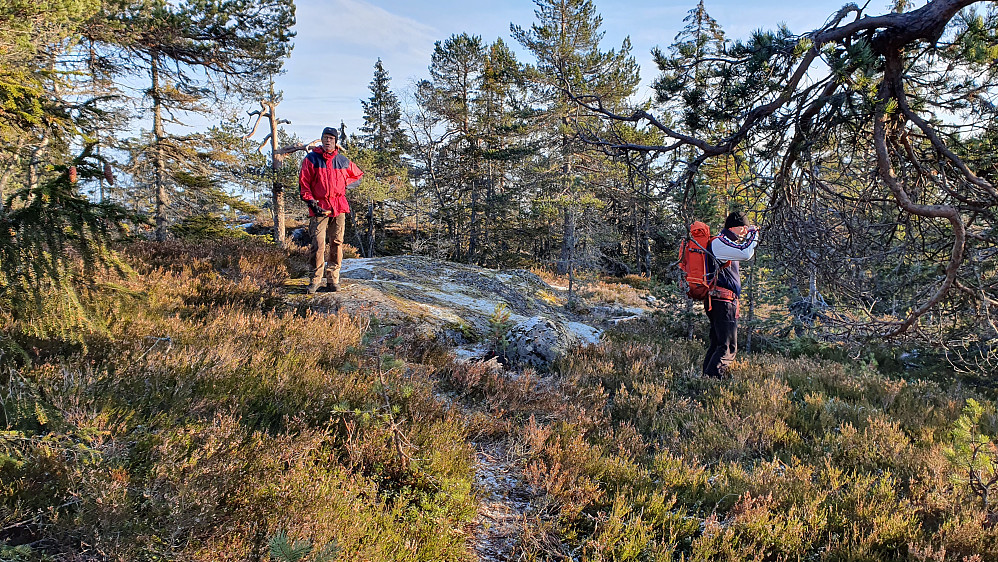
[
  {"xmin": 306, "ymin": 279, "xmax": 324, "ymax": 294},
  {"xmin": 328, "ymin": 282, "xmax": 340, "ymax": 292}
]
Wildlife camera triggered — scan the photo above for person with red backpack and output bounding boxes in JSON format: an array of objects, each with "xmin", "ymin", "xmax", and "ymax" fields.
[{"xmin": 702, "ymin": 212, "xmax": 759, "ymax": 377}]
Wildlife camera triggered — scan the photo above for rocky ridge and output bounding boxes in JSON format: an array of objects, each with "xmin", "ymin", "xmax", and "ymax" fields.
[{"xmin": 288, "ymin": 255, "xmax": 649, "ymax": 369}]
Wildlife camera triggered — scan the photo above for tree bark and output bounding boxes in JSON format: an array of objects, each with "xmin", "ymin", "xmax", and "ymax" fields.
[
  {"xmin": 558, "ymin": 206, "xmax": 577, "ymax": 275},
  {"xmin": 469, "ymin": 178, "xmax": 479, "ymax": 264},
  {"xmin": 366, "ymin": 199, "xmax": 375, "ymax": 258},
  {"xmin": 28, "ymin": 130, "xmax": 50, "ymax": 192},
  {"xmin": 746, "ymin": 262, "xmax": 755, "ymax": 354},
  {"xmin": 151, "ymin": 53, "xmax": 169, "ymax": 242},
  {"xmin": 0, "ymin": 138, "xmax": 24, "ymax": 211},
  {"xmin": 266, "ymin": 101, "xmax": 286, "ymax": 246}
]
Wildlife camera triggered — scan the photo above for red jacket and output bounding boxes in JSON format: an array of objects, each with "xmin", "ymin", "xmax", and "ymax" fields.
[{"xmin": 298, "ymin": 147, "xmax": 363, "ymax": 217}]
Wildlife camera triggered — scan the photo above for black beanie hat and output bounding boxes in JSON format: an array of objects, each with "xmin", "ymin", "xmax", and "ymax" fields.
[
  {"xmin": 723, "ymin": 212, "xmax": 748, "ymax": 230},
  {"xmin": 321, "ymin": 127, "xmax": 338, "ymax": 138}
]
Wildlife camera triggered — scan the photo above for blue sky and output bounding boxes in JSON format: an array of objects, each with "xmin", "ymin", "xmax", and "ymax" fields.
[{"xmin": 272, "ymin": 0, "xmax": 877, "ymax": 143}]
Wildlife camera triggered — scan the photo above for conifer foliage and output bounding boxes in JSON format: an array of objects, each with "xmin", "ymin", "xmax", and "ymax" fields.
[
  {"xmin": 100, "ymin": 0, "xmax": 296, "ymax": 241},
  {"xmin": 0, "ymin": 148, "xmax": 134, "ymax": 348},
  {"xmin": 0, "ymin": 0, "xmax": 295, "ymax": 348},
  {"xmin": 512, "ymin": 0, "xmax": 640, "ymax": 276},
  {"xmin": 353, "ymin": 59, "xmax": 411, "ymax": 257},
  {"xmin": 569, "ymin": 0, "xmax": 998, "ymax": 347},
  {"xmin": 360, "ymin": 59, "xmax": 410, "ymax": 168}
]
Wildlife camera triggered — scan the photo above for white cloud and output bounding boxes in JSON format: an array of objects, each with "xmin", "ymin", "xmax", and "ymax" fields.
[
  {"xmin": 294, "ymin": 0, "xmax": 438, "ymax": 64},
  {"xmin": 276, "ymin": 0, "xmax": 443, "ymax": 141}
]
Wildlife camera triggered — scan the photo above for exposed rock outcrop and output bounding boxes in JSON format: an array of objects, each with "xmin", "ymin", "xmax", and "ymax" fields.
[
  {"xmin": 503, "ymin": 316, "xmax": 579, "ymax": 371},
  {"xmin": 289, "ymin": 256, "xmax": 646, "ymax": 369}
]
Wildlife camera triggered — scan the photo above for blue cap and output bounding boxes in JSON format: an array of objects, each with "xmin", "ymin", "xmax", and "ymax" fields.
[{"xmin": 321, "ymin": 127, "xmax": 338, "ymax": 138}]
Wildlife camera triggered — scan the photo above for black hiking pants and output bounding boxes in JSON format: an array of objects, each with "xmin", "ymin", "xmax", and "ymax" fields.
[{"xmin": 703, "ymin": 299, "xmax": 738, "ymax": 377}]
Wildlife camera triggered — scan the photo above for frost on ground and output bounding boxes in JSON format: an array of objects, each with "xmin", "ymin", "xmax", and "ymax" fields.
[
  {"xmin": 470, "ymin": 439, "xmax": 532, "ymax": 562},
  {"xmin": 296, "ymin": 256, "xmax": 647, "ymax": 355}
]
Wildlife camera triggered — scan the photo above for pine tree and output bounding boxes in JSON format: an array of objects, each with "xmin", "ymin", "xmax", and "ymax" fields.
[
  {"xmin": 475, "ymin": 39, "xmax": 531, "ymax": 265},
  {"xmin": 422, "ymin": 33, "xmax": 488, "ymax": 262},
  {"xmin": 576, "ymin": 0, "xmax": 998, "ymax": 348},
  {"xmin": 99, "ymin": 0, "xmax": 295, "ymax": 241},
  {"xmin": 512, "ymin": 0, "xmax": 639, "ymax": 277}
]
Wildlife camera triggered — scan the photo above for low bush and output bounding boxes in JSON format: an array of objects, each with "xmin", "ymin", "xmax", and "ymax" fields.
[
  {"xmin": 3, "ymin": 240, "xmax": 998, "ymax": 561},
  {"xmin": 504, "ymin": 314, "xmax": 998, "ymax": 560},
  {"xmin": 0, "ymin": 239, "xmax": 475, "ymax": 560}
]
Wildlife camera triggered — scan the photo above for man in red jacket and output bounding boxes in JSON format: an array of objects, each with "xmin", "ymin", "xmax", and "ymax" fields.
[{"xmin": 299, "ymin": 126, "xmax": 364, "ymax": 294}]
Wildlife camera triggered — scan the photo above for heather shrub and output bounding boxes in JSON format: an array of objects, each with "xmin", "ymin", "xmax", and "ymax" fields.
[
  {"xmin": 0, "ymin": 240, "xmax": 475, "ymax": 560},
  {"xmin": 507, "ymin": 313, "xmax": 998, "ymax": 560},
  {"xmin": 169, "ymin": 213, "xmax": 258, "ymax": 240},
  {"xmin": 5, "ymin": 240, "xmax": 998, "ymax": 561}
]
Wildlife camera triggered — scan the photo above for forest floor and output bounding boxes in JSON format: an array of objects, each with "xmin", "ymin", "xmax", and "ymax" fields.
[
  {"xmin": 3, "ymin": 239, "xmax": 998, "ymax": 562},
  {"xmin": 470, "ymin": 438, "xmax": 531, "ymax": 562}
]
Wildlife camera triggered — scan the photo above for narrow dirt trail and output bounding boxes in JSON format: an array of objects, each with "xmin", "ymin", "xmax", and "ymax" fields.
[{"xmin": 470, "ymin": 439, "xmax": 532, "ymax": 562}]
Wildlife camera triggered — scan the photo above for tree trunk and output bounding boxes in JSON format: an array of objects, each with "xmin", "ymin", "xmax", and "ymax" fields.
[
  {"xmin": 632, "ymin": 198, "xmax": 639, "ymax": 273},
  {"xmin": 28, "ymin": 131, "xmax": 50, "ymax": 192},
  {"xmin": 267, "ymin": 102, "xmax": 286, "ymax": 246},
  {"xmin": 484, "ymin": 159, "xmax": 495, "ymax": 266},
  {"xmin": 808, "ymin": 266, "xmax": 818, "ymax": 308},
  {"xmin": 151, "ymin": 54, "xmax": 169, "ymax": 242},
  {"xmin": 746, "ymin": 262, "xmax": 755, "ymax": 354},
  {"xmin": 350, "ymin": 212, "xmax": 365, "ymax": 253},
  {"xmin": 0, "ymin": 139, "xmax": 24, "ymax": 211},
  {"xmin": 557, "ymin": 125, "xmax": 575, "ymax": 275},
  {"xmin": 412, "ymin": 184, "xmax": 420, "ymax": 253},
  {"xmin": 808, "ymin": 164, "xmax": 819, "ymax": 309},
  {"xmin": 558, "ymin": 206, "xmax": 576, "ymax": 275},
  {"xmin": 271, "ymin": 181, "xmax": 285, "ymax": 245},
  {"xmin": 641, "ymin": 199, "xmax": 651, "ymax": 276},
  {"xmin": 366, "ymin": 199, "xmax": 375, "ymax": 258},
  {"xmin": 28, "ymin": 56, "xmax": 56, "ymax": 198},
  {"xmin": 469, "ymin": 179, "xmax": 479, "ymax": 263}
]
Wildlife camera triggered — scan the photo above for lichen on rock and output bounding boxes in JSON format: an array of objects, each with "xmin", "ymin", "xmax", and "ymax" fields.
[{"xmin": 291, "ymin": 255, "xmax": 648, "ymax": 369}]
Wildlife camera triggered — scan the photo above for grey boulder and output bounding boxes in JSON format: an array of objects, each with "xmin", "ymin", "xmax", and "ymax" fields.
[{"xmin": 502, "ymin": 316, "xmax": 580, "ymax": 371}]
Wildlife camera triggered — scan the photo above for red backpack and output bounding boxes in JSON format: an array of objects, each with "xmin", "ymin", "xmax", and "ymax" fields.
[{"xmin": 677, "ymin": 221, "xmax": 727, "ymax": 301}]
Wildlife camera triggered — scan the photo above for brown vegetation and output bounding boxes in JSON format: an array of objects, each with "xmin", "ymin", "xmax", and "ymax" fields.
[{"xmin": 1, "ymin": 239, "xmax": 997, "ymax": 560}]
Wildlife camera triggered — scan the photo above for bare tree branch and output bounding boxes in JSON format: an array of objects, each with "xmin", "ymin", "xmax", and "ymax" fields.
[{"xmin": 874, "ymin": 49, "xmax": 966, "ymax": 336}]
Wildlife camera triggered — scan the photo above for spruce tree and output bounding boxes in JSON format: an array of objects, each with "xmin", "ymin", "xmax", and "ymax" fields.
[
  {"xmin": 653, "ymin": 0, "xmax": 727, "ymax": 135},
  {"xmin": 360, "ymin": 59, "xmax": 410, "ymax": 168},
  {"xmin": 355, "ymin": 59, "xmax": 411, "ymax": 257},
  {"xmin": 0, "ymin": 0, "xmax": 138, "ymax": 350}
]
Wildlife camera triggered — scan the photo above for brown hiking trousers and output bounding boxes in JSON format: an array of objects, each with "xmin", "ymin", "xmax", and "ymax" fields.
[{"xmin": 308, "ymin": 213, "xmax": 346, "ymax": 285}]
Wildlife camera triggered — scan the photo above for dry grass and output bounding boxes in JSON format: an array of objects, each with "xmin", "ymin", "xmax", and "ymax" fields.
[
  {"xmin": 437, "ymin": 305, "xmax": 998, "ymax": 560},
  {"xmin": 0, "ymin": 239, "xmax": 474, "ymax": 561},
  {"xmin": 528, "ymin": 266, "xmax": 650, "ymax": 308},
  {"xmin": 2, "ymin": 242, "xmax": 997, "ymax": 561}
]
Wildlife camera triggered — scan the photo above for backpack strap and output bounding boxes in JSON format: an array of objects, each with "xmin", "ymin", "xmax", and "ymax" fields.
[{"xmin": 703, "ymin": 237, "xmax": 733, "ymax": 311}]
